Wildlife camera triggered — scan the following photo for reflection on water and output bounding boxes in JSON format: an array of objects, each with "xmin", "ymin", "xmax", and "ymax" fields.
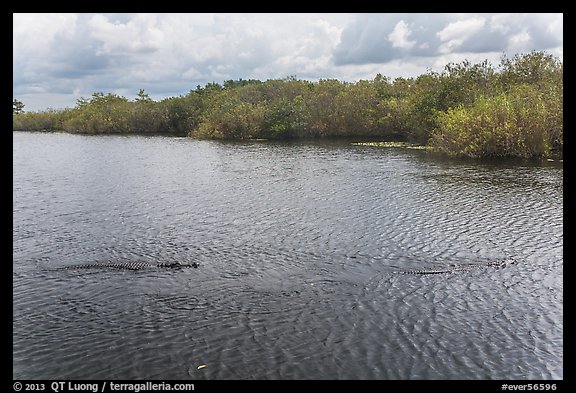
[{"xmin": 13, "ymin": 132, "xmax": 563, "ymax": 379}]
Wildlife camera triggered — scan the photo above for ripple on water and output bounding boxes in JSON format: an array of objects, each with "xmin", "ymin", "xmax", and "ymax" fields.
[{"xmin": 13, "ymin": 134, "xmax": 562, "ymax": 379}]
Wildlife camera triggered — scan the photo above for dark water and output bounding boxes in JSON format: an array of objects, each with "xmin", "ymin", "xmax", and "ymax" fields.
[{"xmin": 13, "ymin": 132, "xmax": 563, "ymax": 380}]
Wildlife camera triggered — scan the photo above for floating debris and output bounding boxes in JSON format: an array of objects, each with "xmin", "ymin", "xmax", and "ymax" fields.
[{"xmin": 351, "ymin": 141, "xmax": 428, "ymax": 150}]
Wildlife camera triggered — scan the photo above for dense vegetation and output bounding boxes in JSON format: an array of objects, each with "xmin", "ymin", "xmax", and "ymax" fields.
[{"xmin": 13, "ymin": 51, "xmax": 562, "ymax": 158}]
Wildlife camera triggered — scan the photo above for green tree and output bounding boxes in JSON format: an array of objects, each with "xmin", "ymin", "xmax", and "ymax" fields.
[
  {"xmin": 62, "ymin": 92, "xmax": 130, "ymax": 134},
  {"xmin": 431, "ymin": 85, "xmax": 553, "ymax": 158},
  {"xmin": 135, "ymin": 89, "xmax": 152, "ymax": 102},
  {"xmin": 13, "ymin": 99, "xmax": 25, "ymax": 114},
  {"xmin": 499, "ymin": 51, "xmax": 562, "ymax": 90},
  {"xmin": 11, "ymin": 52, "xmax": 563, "ymax": 158}
]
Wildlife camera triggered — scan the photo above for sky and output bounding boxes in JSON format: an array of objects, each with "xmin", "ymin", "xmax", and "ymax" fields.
[{"xmin": 13, "ymin": 13, "xmax": 563, "ymax": 112}]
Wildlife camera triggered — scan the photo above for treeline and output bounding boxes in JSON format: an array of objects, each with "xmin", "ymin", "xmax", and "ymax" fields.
[{"xmin": 13, "ymin": 51, "xmax": 562, "ymax": 158}]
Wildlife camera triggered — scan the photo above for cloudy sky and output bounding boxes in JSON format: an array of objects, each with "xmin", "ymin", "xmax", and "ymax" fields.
[{"xmin": 13, "ymin": 13, "xmax": 563, "ymax": 111}]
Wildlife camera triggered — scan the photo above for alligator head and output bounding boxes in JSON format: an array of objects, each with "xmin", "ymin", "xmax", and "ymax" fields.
[
  {"xmin": 159, "ymin": 261, "xmax": 200, "ymax": 269},
  {"xmin": 487, "ymin": 258, "xmax": 516, "ymax": 268}
]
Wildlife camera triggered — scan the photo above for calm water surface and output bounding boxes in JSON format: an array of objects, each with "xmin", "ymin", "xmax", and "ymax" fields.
[{"xmin": 13, "ymin": 132, "xmax": 563, "ymax": 380}]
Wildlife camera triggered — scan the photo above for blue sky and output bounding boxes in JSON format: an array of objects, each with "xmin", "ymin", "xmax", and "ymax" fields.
[{"xmin": 13, "ymin": 13, "xmax": 563, "ymax": 112}]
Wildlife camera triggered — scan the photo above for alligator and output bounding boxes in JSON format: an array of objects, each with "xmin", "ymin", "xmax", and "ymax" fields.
[
  {"xmin": 65, "ymin": 261, "xmax": 199, "ymax": 271},
  {"xmin": 397, "ymin": 258, "xmax": 515, "ymax": 275}
]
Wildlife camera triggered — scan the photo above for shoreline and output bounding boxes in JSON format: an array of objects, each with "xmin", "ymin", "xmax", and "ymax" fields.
[{"xmin": 13, "ymin": 130, "xmax": 563, "ymax": 162}]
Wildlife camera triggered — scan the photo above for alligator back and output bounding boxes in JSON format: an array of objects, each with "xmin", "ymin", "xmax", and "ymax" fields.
[
  {"xmin": 398, "ymin": 258, "xmax": 515, "ymax": 275},
  {"xmin": 65, "ymin": 261, "xmax": 198, "ymax": 271}
]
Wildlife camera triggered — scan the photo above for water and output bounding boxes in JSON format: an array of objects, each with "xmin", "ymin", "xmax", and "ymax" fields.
[{"xmin": 12, "ymin": 132, "xmax": 563, "ymax": 380}]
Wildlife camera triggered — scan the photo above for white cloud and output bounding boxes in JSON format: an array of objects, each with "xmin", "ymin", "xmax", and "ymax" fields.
[
  {"xmin": 437, "ymin": 17, "xmax": 486, "ymax": 41},
  {"xmin": 437, "ymin": 17, "xmax": 486, "ymax": 53},
  {"xmin": 489, "ymin": 13, "xmax": 515, "ymax": 34},
  {"xmin": 388, "ymin": 20, "xmax": 416, "ymax": 49},
  {"xmin": 87, "ymin": 13, "xmax": 165, "ymax": 55},
  {"xmin": 13, "ymin": 13, "xmax": 563, "ymax": 111},
  {"xmin": 508, "ymin": 31, "xmax": 532, "ymax": 50},
  {"xmin": 13, "ymin": 13, "xmax": 78, "ymax": 48},
  {"xmin": 546, "ymin": 14, "xmax": 563, "ymax": 38}
]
